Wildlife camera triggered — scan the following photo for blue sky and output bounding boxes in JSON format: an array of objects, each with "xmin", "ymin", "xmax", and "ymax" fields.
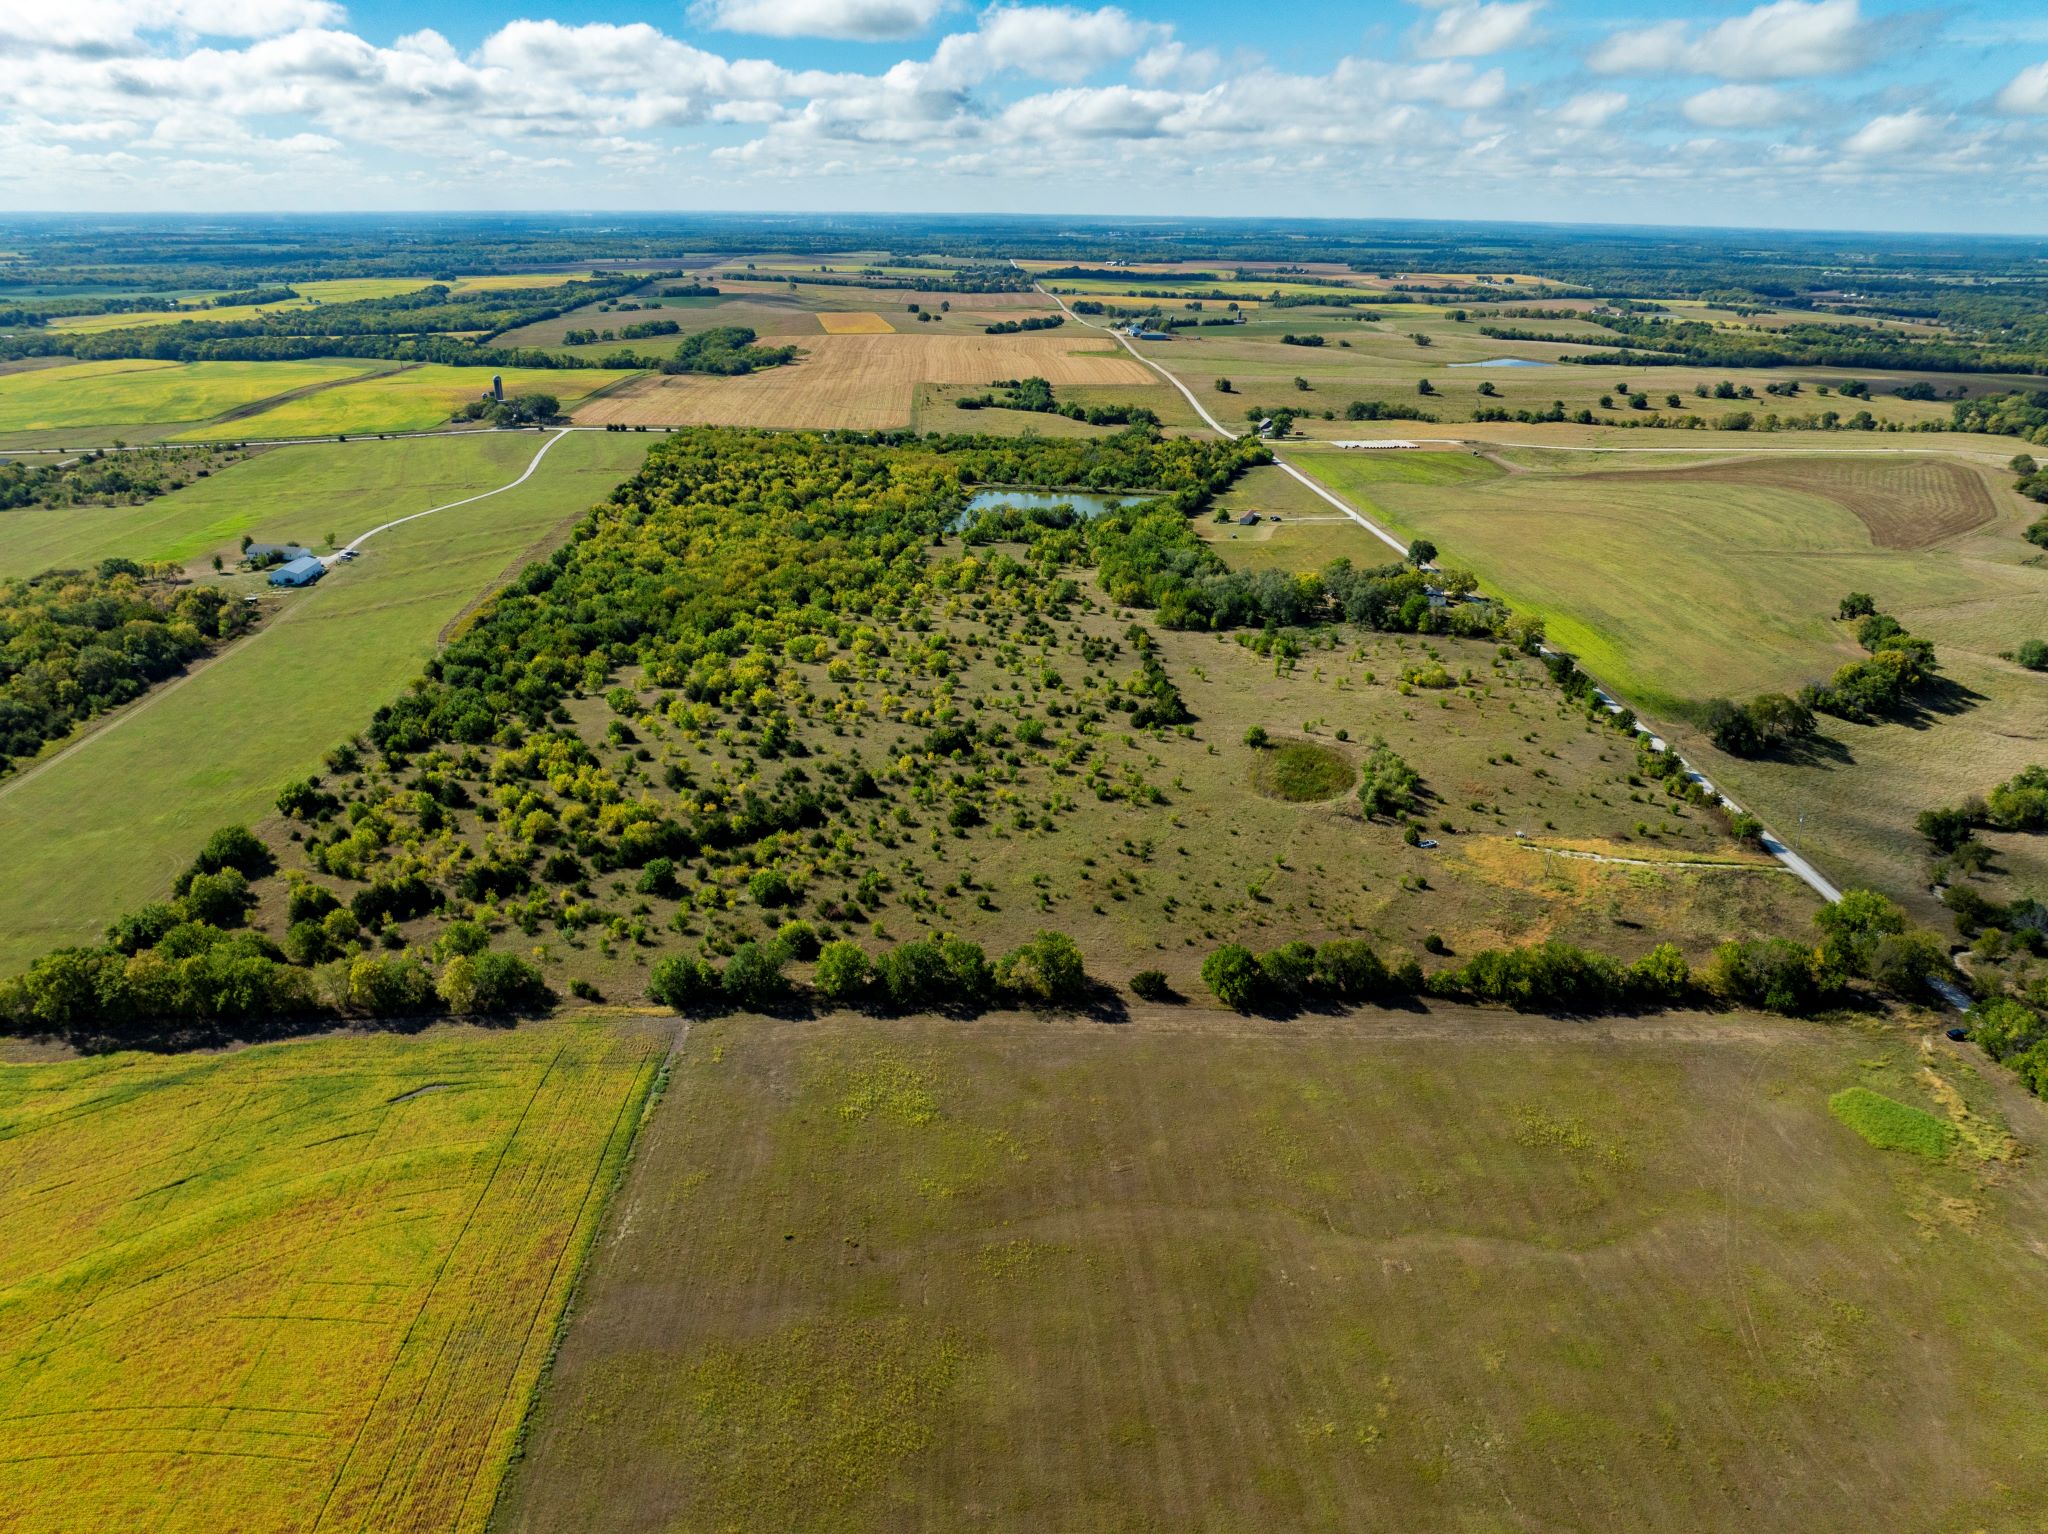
[{"xmin": 3, "ymin": 0, "xmax": 2047, "ymax": 232}]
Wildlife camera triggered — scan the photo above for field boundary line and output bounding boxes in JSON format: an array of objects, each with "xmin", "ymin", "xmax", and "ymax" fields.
[{"xmin": 201, "ymin": 361, "xmax": 414, "ymax": 429}]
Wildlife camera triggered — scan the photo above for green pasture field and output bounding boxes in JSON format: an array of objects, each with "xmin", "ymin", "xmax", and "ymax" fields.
[
  {"xmin": 1286, "ymin": 445, "xmax": 2048, "ymax": 923},
  {"xmin": 448, "ymin": 270, "xmax": 597, "ymax": 292},
  {"xmin": 1286, "ymin": 447, "xmax": 2019, "ymax": 709},
  {"xmin": 0, "ymin": 429, "xmax": 652, "ymax": 969},
  {"xmin": 0, "ymin": 1019, "xmax": 664, "ymax": 1534},
  {"xmin": 482, "ymin": 273, "xmax": 1042, "ymax": 354},
  {"xmin": 0, "ymin": 357, "xmax": 389, "ymax": 438},
  {"xmin": 1198, "ymin": 511, "xmax": 1380, "ymax": 573},
  {"xmin": 171, "ymin": 364, "xmax": 639, "ymax": 440},
  {"xmin": 47, "ymin": 278, "xmax": 436, "ymax": 334},
  {"xmin": 1124, "ymin": 304, "xmax": 2014, "ymax": 435},
  {"xmin": 497, "ymin": 298, "xmax": 825, "ymax": 350},
  {"xmin": 499, "ymin": 1008, "xmax": 2048, "ymax": 1534}
]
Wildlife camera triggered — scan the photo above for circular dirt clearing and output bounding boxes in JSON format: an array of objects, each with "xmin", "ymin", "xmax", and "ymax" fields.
[{"xmin": 1249, "ymin": 740, "xmax": 1356, "ymax": 802}]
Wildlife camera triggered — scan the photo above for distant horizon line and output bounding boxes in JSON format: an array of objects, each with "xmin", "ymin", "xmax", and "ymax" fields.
[{"xmin": 2, "ymin": 210, "xmax": 2045, "ymax": 244}]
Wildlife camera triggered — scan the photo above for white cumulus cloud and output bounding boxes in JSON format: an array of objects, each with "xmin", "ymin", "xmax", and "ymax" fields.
[
  {"xmin": 691, "ymin": 0, "xmax": 952, "ymax": 42},
  {"xmin": 1841, "ymin": 108, "xmax": 1945, "ymax": 156},
  {"xmin": 1409, "ymin": 1, "xmax": 1543, "ymax": 60},
  {"xmin": 1994, "ymin": 61, "xmax": 2048, "ymax": 115},
  {"xmin": 1551, "ymin": 88, "xmax": 1625, "ymax": 128},
  {"xmin": 1683, "ymin": 83, "xmax": 1796, "ymax": 128},
  {"xmin": 1591, "ymin": 0, "xmax": 1869, "ymax": 81}
]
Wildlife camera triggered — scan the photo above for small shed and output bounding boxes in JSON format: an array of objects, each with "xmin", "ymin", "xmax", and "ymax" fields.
[
  {"xmin": 1237, "ymin": 511, "xmax": 1261, "ymax": 527},
  {"xmin": 269, "ymin": 555, "xmax": 326, "ymax": 588}
]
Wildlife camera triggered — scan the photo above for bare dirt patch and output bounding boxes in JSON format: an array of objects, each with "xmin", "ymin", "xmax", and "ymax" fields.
[
  {"xmin": 575, "ymin": 334, "xmax": 1155, "ymax": 430},
  {"xmin": 1576, "ymin": 455, "xmax": 1998, "ymax": 550}
]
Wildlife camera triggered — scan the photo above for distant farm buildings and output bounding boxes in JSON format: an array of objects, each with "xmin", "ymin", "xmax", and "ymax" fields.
[
  {"xmin": 244, "ymin": 542, "xmax": 312, "ymax": 563},
  {"xmin": 268, "ymin": 555, "xmax": 325, "ymax": 588}
]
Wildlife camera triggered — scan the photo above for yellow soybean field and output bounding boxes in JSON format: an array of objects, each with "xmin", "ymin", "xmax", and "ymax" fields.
[{"xmin": 0, "ymin": 1021, "xmax": 665, "ymax": 1534}]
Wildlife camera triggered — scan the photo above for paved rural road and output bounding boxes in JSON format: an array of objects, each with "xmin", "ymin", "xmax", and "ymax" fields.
[{"xmin": 1036, "ymin": 279, "xmax": 1858, "ymax": 915}]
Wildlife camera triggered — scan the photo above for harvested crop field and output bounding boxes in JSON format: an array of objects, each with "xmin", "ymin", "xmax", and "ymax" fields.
[
  {"xmin": 0, "ymin": 1020, "xmax": 664, "ymax": 1534},
  {"xmin": 498, "ymin": 1010, "xmax": 2048, "ymax": 1534},
  {"xmin": 575, "ymin": 334, "xmax": 1154, "ymax": 430},
  {"xmin": 816, "ymin": 310, "xmax": 895, "ymax": 334},
  {"xmin": 1572, "ymin": 454, "xmax": 1999, "ymax": 550}
]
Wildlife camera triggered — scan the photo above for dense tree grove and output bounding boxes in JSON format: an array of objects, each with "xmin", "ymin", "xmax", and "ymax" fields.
[
  {"xmin": 1952, "ymin": 391, "xmax": 2048, "ymax": 445},
  {"xmin": 0, "ymin": 566, "xmax": 253, "ymax": 771},
  {"xmin": 0, "ymin": 446, "xmax": 243, "ymax": 511},
  {"xmin": 954, "ymin": 376, "xmax": 1158, "ymax": 427},
  {"xmin": 658, "ymin": 326, "xmax": 800, "ymax": 375}
]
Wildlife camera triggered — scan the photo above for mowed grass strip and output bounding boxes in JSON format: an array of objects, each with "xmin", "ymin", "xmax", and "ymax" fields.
[
  {"xmin": 0, "ymin": 430, "xmax": 653, "ymax": 969},
  {"xmin": 172, "ymin": 364, "xmax": 639, "ymax": 441},
  {"xmin": 0, "ymin": 1021, "xmax": 664, "ymax": 1534},
  {"xmin": 499, "ymin": 1013, "xmax": 2048, "ymax": 1534},
  {"xmin": 0, "ymin": 358, "xmax": 387, "ymax": 433},
  {"xmin": 1829, "ymin": 1086, "xmax": 1959, "ymax": 1158}
]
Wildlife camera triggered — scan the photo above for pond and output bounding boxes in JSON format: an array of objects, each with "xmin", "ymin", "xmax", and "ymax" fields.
[
  {"xmin": 1448, "ymin": 357, "xmax": 1555, "ymax": 369},
  {"xmin": 962, "ymin": 489, "xmax": 1126, "ymax": 518}
]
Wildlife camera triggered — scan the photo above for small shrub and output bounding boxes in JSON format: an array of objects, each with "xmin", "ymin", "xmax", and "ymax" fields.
[
  {"xmin": 1313, "ymin": 939, "xmax": 1392, "ymax": 1001},
  {"xmin": 638, "ymin": 858, "xmax": 681, "ymax": 897},
  {"xmin": 776, "ymin": 919, "xmax": 821, "ymax": 961},
  {"xmin": 721, "ymin": 941, "xmax": 790, "ymax": 1010},
  {"xmin": 190, "ymin": 825, "xmax": 273, "ymax": 881},
  {"xmin": 748, "ymin": 868, "xmax": 797, "ymax": 907},
  {"xmin": 998, "ymin": 930, "xmax": 1088, "ymax": 1007},
  {"xmin": 1202, "ymin": 944, "xmax": 1265, "ymax": 1012},
  {"xmin": 814, "ymin": 940, "xmax": 874, "ymax": 1003},
  {"xmin": 649, "ymin": 951, "xmax": 722, "ymax": 1012},
  {"xmin": 1709, "ymin": 938, "xmax": 1821, "ymax": 1015},
  {"xmin": 1129, "ymin": 969, "xmax": 1173, "ymax": 1002}
]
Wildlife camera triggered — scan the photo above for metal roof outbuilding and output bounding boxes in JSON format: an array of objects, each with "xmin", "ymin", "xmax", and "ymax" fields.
[{"xmin": 268, "ymin": 555, "xmax": 326, "ymax": 588}]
